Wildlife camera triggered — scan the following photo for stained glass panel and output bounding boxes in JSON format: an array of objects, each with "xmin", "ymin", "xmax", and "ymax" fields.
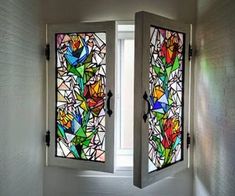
[
  {"xmin": 56, "ymin": 32, "xmax": 106, "ymax": 162},
  {"xmin": 148, "ymin": 26, "xmax": 185, "ymax": 172}
]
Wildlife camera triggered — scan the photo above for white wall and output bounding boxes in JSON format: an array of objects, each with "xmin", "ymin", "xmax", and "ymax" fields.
[
  {"xmin": 0, "ymin": 0, "xmax": 44, "ymax": 195},
  {"xmin": 43, "ymin": 1, "xmax": 196, "ymax": 195},
  {"xmin": 194, "ymin": 0, "xmax": 235, "ymax": 195}
]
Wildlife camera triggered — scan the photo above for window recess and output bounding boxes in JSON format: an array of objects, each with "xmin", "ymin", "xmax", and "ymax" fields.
[{"xmin": 45, "ymin": 12, "xmax": 192, "ymax": 189}]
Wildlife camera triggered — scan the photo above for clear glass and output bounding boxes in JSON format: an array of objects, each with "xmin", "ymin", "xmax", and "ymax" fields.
[
  {"xmin": 120, "ymin": 40, "xmax": 134, "ymax": 150},
  {"xmin": 116, "ymin": 24, "xmax": 134, "ymax": 167}
]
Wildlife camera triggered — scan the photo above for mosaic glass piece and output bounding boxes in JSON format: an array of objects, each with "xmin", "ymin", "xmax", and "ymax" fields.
[
  {"xmin": 148, "ymin": 26, "xmax": 185, "ymax": 172},
  {"xmin": 56, "ymin": 32, "xmax": 106, "ymax": 162}
]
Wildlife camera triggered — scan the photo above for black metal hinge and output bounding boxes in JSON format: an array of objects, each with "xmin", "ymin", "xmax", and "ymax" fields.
[
  {"xmin": 188, "ymin": 45, "xmax": 192, "ymax": 61},
  {"xmin": 187, "ymin": 133, "xmax": 191, "ymax": 148},
  {"xmin": 45, "ymin": 44, "xmax": 50, "ymax": 61},
  {"xmin": 45, "ymin": 130, "xmax": 50, "ymax": 147}
]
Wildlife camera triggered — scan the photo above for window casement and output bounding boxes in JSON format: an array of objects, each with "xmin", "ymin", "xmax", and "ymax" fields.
[
  {"xmin": 47, "ymin": 21, "xmax": 115, "ymax": 173},
  {"xmin": 46, "ymin": 11, "xmax": 191, "ymax": 188},
  {"xmin": 133, "ymin": 11, "xmax": 190, "ymax": 188}
]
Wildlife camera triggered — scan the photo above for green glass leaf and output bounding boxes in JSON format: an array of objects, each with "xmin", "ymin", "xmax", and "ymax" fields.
[
  {"xmin": 164, "ymin": 148, "xmax": 170, "ymax": 163},
  {"xmin": 162, "ymin": 57, "xmax": 166, "ymax": 65},
  {"xmin": 153, "ymin": 66, "xmax": 161, "ymax": 75},
  {"xmin": 172, "ymin": 56, "xmax": 180, "ymax": 71},
  {"xmin": 70, "ymin": 145, "xmax": 79, "ymax": 158},
  {"xmin": 166, "ymin": 66, "xmax": 172, "ymax": 78},
  {"xmin": 76, "ymin": 65, "xmax": 85, "ymax": 77},
  {"xmin": 76, "ymin": 127, "xmax": 86, "ymax": 137},
  {"xmin": 156, "ymin": 112, "xmax": 164, "ymax": 121},
  {"xmin": 83, "ymin": 139, "xmax": 91, "ymax": 147},
  {"xmin": 84, "ymin": 52, "xmax": 93, "ymax": 63},
  {"xmin": 57, "ymin": 124, "xmax": 66, "ymax": 138}
]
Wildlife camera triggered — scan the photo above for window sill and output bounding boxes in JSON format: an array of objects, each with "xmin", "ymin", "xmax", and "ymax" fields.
[{"xmin": 75, "ymin": 167, "xmax": 133, "ymax": 178}]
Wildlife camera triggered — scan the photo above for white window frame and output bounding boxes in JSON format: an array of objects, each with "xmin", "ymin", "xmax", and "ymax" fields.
[
  {"xmin": 47, "ymin": 21, "xmax": 116, "ymax": 173},
  {"xmin": 115, "ymin": 22, "xmax": 135, "ymax": 169},
  {"xmin": 133, "ymin": 11, "xmax": 191, "ymax": 188}
]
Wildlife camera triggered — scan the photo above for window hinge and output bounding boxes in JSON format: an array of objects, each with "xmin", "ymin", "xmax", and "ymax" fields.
[
  {"xmin": 187, "ymin": 133, "xmax": 191, "ymax": 148},
  {"xmin": 45, "ymin": 44, "xmax": 50, "ymax": 61},
  {"xmin": 188, "ymin": 44, "xmax": 192, "ymax": 61},
  {"xmin": 45, "ymin": 130, "xmax": 50, "ymax": 147}
]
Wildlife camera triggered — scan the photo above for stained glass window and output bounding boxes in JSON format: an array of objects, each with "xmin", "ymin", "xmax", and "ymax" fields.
[
  {"xmin": 148, "ymin": 26, "xmax": 185, "ymax": 172},
  {"xmin": 56, "ymin": 32, "xmax": 106, "ymax": 162}
]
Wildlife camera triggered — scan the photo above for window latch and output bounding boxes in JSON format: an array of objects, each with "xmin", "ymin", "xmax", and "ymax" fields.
[
  {"xmin": 143, "ymin": 91, "xmax": 151, "ymax": 122},
  {"xmin": 45, "ymin": 130, "xmax": 50, "ymax": 147},
  {"xmin": 45, "ymin": 44, "xmax": 50, "ymax": 61},
  {"xmin": 188, "ymin": 45, "xmax": 192, "ymax": 61},
  {"xmin": 187, "ymin": 133, "xmax": 191, "ymax": 148},
  {"xmin": 107, "ymin": 90, "xmax": 113, "ymax": 117}
]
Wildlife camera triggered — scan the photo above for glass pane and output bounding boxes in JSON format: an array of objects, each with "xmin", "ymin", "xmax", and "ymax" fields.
[
  {"xmin": 56, "ymin": 32, "xmax": 106, "ymax": 162},
  {"xmin": 148, "ymin": 26, "xmax": 185, "ymax": 172},
  {"xmin": 120, "ymin": 40, "xmax": 134, "ymax": 149}
]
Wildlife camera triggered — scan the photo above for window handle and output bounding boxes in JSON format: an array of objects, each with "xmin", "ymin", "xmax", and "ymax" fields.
[
  {"xmin": 143, "ymin": 91, "xmax": 150, "ymax": 122},
  {"xmin": 107, "ymin": 90, "xmax": 113, "ymax": 117}
]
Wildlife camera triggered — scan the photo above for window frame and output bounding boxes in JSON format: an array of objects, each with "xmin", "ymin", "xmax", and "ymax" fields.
[
  {"xmin": 133, "ymin": 11, "xmax": 191, "ymax": 188},
  {"xmin": 115, "ymin": 22, "xmax": 135, "ymax": 169},
  {"xmin": 47, "ymin": 21, "xmax": 116, "ymax": 173}
]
